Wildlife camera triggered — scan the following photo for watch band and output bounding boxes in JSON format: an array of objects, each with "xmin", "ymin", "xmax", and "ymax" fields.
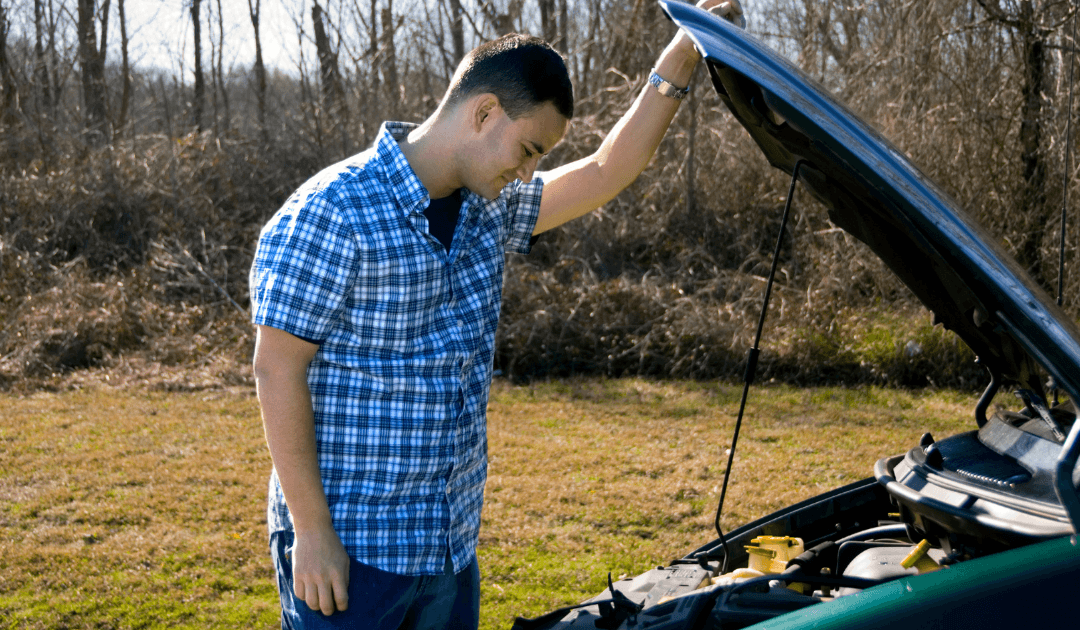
[{"xmin": 648, "ymin": 69, "xmax": 690, "ymax": 100}]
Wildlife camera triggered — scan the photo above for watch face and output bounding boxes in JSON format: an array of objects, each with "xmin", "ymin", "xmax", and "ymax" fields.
[{"xmin": 650, "ymin": 71, "xmax": 688, "ymax": 99}]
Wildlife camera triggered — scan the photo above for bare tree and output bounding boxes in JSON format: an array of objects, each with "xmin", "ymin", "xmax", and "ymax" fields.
[
  {"xmin": 77, "ymin": 0, "xmax": 111, "ymax": 145},
  {"xmin": 558, "ymin": 0, "xmax": 568, "ymax": 50},
  {"xmin": 381, "ymin": 2, "xmax": 398, "ymax": 119},
  {"xmin": 312, "ymin": 1, "xmax": 351, "ymax": 156},
  {"xmin": 33, "ymin": 0, "xmax": 54, "ymax": 118},
  {"xmin": 539, "ymin": 0, "xmax": 557, "ymax": 44},
  {"xmin": 446, "ymin": 0, "xmax": 465, "ymax": 65},
  {"xmin": 191, "ymin": 0, "xmax": 206, "ymax": 132},
  {"xmin": 481, "ymin": 0, "xmax": 523, "ymax": 37},
  {"xmin": 975, "ymin": 0, "xmax": 1057, "ymax": 283},
  {"xmin": 212, "ymin": 0, "xmax": 230, "ymax": 133},
  {"xmin": 156, "ymin": 74, "xmax": 173, "ymax": 137},
  {"xmin": 247, "ymin": 0, "xmax": 268, "ymax": 144},
  {"xmin": 116, "ymin": 0, "xmax": 131, "ymax": 135},
  {"xmin": 0, "ymin": 0, "xmax": 16, "ymax": 130},
  {"xmin": 98, "ymin": 0, "xmax": 109, "ymax": 63}
]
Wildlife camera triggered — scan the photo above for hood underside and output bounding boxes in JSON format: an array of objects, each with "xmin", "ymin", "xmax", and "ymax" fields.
[{"xmin": 660, "ymin": 0, "xmax": 1080, "ymax": 402}]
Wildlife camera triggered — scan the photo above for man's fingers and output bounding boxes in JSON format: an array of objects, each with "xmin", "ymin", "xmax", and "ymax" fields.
[
  {"xmin": 332, "ymin": 572, "xmax": 350, "ymax": 612},
  {"xmin": 722, "ymin": 0, "xmax": 744, "ymax": 15},
  {"xmin": 706, "ymin": 0, "xmax": 746, "ymax": 27},
  {"xmin": 318, "ymin": 581, "xmax": 337, "ymax": 616},
  {"xmin": 293, "ymin": 571, "xmax": 348, "ymax": 615},
  {"xmin": 294, "ymin": 578, "xmax": 322, "ymax": 613}
]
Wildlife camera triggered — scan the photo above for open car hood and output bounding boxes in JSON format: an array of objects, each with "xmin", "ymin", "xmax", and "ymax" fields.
[{"xmin": 661, "ymin": 0, "xmax": 1080, "ymax": 404}]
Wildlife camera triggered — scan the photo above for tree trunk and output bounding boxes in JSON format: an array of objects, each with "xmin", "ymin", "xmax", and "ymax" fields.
[
  {"xmin": 117, "ymin": 0, "xmax": 131, "ymax": 135},
  {"xmin": 539, "ymin": 0, "xmax": 556, "ymax": 44},
  {"xmin": 157, "ymin": 75, "xmax": 173, "ymax": 138},
  {"xmin": 98, "ymin": 0, "xmax": 110, "ymax": 66},
  {"xmin": 312, "ymin": 1, "xmax": 350, "ymax": 156},
  {"xmin": 381, "ymin": 4, "xmax": 398, "ymax": 120},
  {"xmin": 77, "ymin": 0, "xmax": 111, "ymax": 146},
  {"xmin": 973, "ymin": 0, "xmax": 1054, "ymax": 284},
  {"xmin": 191, "ymin": 0, "xmax": 206, "ymax": 132},
  {"xmin": 0, "ymin": 0, "xmax": 17, "ymax": 129},
  {"xmin": 446, "ymin": 0, "xmax": 465, "ymax": 65},
  {"xmin": 1015, "ymin": 0, "xmax": 1050, "ymax": 282},
  {"xmin": 247, "ymin": 0, "xmax": 268, "ymax": 145},
  {"xmin": 368, "ymin": 0, "xmax": 380, "ymax": 112},
  {"xmin": 34, "ymin": 0, "xmax": 54, "ymax": 116},
  {"xmin": 483, "ymin": 0, "xmax": 522, "ymax": 36},
  {"xmin": 369, "ymin": 0, "xmax": 379, "ymax": 56},
  {"xmin": 558, "ymin": 0, "xmax": 568, "ymax": 50},
  {"xmin": 216, "ymin": 0, "xmax": 228, "ymax": 131}
]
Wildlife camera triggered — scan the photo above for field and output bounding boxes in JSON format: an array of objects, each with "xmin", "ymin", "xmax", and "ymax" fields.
[{"xmin": 0, "ymin": 377, "xmax": 974, "ymax": 629}]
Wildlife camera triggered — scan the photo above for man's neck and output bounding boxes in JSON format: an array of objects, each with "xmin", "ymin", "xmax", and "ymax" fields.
[{"xmin": 398, "ymin": 114, "xmax": 462, "ymax": 200}]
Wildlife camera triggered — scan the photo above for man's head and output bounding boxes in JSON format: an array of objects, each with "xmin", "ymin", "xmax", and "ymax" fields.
[{"xmin": 443, "ymin": 34, "xmax": 574, "ymax": 121}]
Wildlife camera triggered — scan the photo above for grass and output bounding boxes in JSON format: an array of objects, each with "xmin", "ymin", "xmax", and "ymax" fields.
[{"xmin": 0, "ymin": 378, "xmax": 974, "ymax": 629}]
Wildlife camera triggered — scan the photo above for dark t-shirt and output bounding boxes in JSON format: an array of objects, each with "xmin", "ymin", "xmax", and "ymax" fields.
[{"xmin": 423, "ymin": 189, "xmax": 462, "ymax": 254}]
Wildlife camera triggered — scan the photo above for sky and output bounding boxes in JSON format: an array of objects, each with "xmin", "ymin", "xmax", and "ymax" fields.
[
  {"xmin": 10, "ymin": 0, "xmax": 767, "ymax": 80},
  {"xmin": 118, "ymin": 0, "xmax": 308, "ymax": 76}
]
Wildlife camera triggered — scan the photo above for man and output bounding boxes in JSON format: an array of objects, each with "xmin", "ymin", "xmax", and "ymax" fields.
[{"xmin": 250, "ymin": 2, "xmax": 743, "ymax": 628}]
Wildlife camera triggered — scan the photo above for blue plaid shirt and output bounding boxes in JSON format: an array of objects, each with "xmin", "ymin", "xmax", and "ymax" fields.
[{"xmin": 249, "ymin": 121, "xmax": 543, "ymax": 576}]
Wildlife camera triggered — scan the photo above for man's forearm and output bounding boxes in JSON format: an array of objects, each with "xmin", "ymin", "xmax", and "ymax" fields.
[
  {"xmin": 534, "ymin": 35, "xmax": 698, "ymax": 233},
  {"xmin": 252, "ymin": 325, "xmax": 333, "ymax": 533},
  {"xmin": 257, "ymin": 371, "xmax": 334, "ymax": 532},
  {"xmin": 584, "ymin": 34, "xmax": 702, "ymax": 200}
]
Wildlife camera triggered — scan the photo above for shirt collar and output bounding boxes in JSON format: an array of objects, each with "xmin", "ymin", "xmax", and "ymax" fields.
[
  {"xmin": 377, "ymin": 121, "xmax": 429, "ymax": 217},
  {"xmin": 377, "ymin": 120, "xmax": 507, "ymax": 217}
]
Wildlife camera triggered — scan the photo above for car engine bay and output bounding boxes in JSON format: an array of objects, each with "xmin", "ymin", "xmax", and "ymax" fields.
[{"xmin": 513, "ymin": 397, "xmax": 1079, "ymax": 630}]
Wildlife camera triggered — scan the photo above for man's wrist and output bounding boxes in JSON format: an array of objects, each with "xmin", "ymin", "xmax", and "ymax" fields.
[
  {"xmin": 666, "ymin": 31, "xmax": 703, "ymax": 67},
  {"xmin": 652, "ymin": 32, "xmax": 701, "ymax": 90},
  {"xmin": 649, "ymin": 69, "xmax": 690, "ymax": 100}
]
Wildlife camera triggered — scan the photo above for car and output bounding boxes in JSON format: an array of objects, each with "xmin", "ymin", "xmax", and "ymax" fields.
[{"xmin": 510, "ymin": 2, "xmax": 1080, "ymax": 629}]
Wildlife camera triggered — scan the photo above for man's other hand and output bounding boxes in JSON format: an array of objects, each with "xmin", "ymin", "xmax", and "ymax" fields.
[
  {"xmin": 702, "ymin": 0, "xmax": 745, "ymax": 28},
  {"xmin": 292, "ymin": 524, "xmax": 351, "ymax": 615}
]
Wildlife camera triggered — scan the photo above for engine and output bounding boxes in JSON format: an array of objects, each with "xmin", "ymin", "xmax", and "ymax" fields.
[{"xmin": 513, "ymin": 401, "xmax": 1080, "ymax": 630}]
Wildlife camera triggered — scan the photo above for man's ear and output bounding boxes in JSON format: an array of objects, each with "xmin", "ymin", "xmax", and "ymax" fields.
[{"xmin": 473, "ymin": 94, "xmax": 501, "ymax": 131}]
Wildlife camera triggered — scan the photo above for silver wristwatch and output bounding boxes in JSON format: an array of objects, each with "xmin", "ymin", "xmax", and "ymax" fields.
[{"xmin": 648, "ymin": 69, "xmax": 690, "ymax": 100}]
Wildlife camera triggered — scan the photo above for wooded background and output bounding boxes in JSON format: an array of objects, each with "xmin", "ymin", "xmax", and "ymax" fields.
[{"xmin": 1, "ymin": 0, "xmax": 1078, "ymax": 391}]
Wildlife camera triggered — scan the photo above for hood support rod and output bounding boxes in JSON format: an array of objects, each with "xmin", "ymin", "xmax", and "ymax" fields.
[{"xmin": 712, "ymin": 159, "xmax": 804, "ymax": 573}]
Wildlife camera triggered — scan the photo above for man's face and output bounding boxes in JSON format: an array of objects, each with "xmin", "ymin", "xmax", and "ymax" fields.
[{"xmin": 466, "ymin": 100, "xmax": 569, "ymax": 200}]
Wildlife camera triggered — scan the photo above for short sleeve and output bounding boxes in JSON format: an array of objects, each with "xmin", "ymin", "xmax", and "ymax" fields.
[
  {"xmin": 501, "ymin": 173, "xmax": 545, "ymax": 255},
  {"xmin": 249, "ymin": 189, "xmax": 358, "ymax": 343}
]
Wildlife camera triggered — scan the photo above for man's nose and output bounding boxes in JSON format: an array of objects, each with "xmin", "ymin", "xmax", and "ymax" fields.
[{"xmin": 516, "ymin": 155, "xmax": 540, "ymax": 183}]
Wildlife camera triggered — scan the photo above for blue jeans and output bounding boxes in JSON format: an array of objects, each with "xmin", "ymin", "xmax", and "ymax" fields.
[{"xmin": 270, "ymin": 531, "xmax": 480, "ymax": 630}]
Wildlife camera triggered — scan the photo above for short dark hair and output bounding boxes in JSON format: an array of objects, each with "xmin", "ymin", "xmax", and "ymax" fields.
[{"xmin": 444, "ymin": 34, "xmax": 574, "ymax": 120}]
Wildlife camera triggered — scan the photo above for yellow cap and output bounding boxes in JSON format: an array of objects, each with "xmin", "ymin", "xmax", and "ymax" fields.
[{"xmin": 900, "ymin": 539, "xmax": 942, "ymax": 574}]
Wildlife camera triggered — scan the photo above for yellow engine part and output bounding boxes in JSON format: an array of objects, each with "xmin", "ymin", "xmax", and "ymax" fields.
[
  {"xmin": 745, "ymin": 535, "xmax": 805, "ymax": 574},
  {"xmin": 900, "ymin": 539, "xmax": 943, "ymax": 574}
]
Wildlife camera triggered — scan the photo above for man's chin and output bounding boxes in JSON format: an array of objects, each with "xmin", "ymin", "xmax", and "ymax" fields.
[{"xmin": 475, "ymin": 181, "xmax": 507, "ymax": 200}]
